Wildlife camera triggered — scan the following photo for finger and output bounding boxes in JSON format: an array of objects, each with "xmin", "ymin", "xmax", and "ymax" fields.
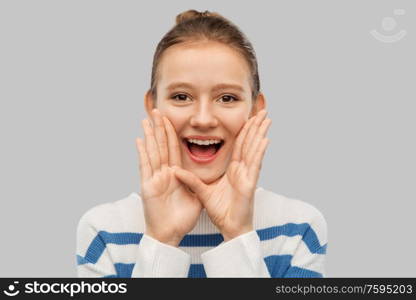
[
  {"xmin": 245, "ymin": 118, "xmax": 272, "ymax": 165},
  {"xmin": 142, "ymin": 118, "xmax": 161, "ymax": 171},
  {"xmin": 231, "ymin": 116, "xmax": 255, "ymax": 162},
  {"xmin": 152, "ymin": 109, "xmax": 169, "ymax": 167},
  {"xmin": 242, "ymin": 110, "xmax": 267, "ymax": 158},
  {"xmin": 163, "ymin": 116, "xmax": 182, "ymax": 167},
  {"xmin": 172, "ymin": 166, "xmax": 207, "ymax": 200},
  {"xmin": 248, "ymin": 138, "xmax": 269, "ymax": 180},
  {"xmin": 136, "ymin": 137, "xmax": 152, "ymax": 180}
]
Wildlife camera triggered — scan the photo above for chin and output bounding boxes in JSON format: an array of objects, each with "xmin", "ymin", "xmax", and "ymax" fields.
[
  {"xmin": 200, "ymin": 176, "xmax": 217, "ymax": 184},
  {"xmin": 181, "ymin": 156, "xmax": 229, "ymax": 184},
  {"xmin": 195, "ymin": 170, "xmax": 225, "ymax": 185}
]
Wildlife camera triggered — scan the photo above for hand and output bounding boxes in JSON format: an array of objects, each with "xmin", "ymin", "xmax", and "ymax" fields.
[
  {"xmin": 172, "ymin": 110, "xmax": 271, "ymax": 242},
  {"xmin": 136, "ymin": 109, "xmax": 202, "ymax": 247}
]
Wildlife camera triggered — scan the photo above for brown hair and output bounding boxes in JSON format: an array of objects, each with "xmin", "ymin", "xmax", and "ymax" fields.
[{"xmin": 149, "ymin": 9, "xmax": 261, "ymax": 102}]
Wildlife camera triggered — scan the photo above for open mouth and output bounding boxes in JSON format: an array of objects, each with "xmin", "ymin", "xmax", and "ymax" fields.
[{"xmin": 181, "ymin": 138, "xmax": 225, "ymax": 163}]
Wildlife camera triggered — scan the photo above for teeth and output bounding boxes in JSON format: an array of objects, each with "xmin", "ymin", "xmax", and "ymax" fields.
[{"xmin": 187, "ymin": 138, "xmax": 222, "ymax": 145}]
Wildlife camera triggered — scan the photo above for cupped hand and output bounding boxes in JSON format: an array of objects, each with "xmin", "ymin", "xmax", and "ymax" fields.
[
  {"xmin": 172, "ymin": 110, "xmax": 271, "ymax": 242},
  {"xmin": 136, "ymin": 109, "xmax": 202, "ymax": 247}
]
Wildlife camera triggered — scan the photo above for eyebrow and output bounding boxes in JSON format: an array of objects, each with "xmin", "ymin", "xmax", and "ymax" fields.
[{"xmin": 165, "ymin": 82, "xmax": 245, "ymax": 93}]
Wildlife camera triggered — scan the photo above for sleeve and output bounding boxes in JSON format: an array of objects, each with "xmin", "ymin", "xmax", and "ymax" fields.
[
  {"xmin": 283, "ymin": 211, "xmax": 328, "ymax": 278},
  {"xmin": 76, "ymin": 212, "xmax": 191, "ymax": 278},
  {"xmin": 130, "ymin": 234, "xmax": 191, "ymax": 277},
  {"xmin": 76, "ymin": 212, "xmax": 118, "ymax": 277},
  {"xmin": 201, "ymin": 230, "xmax": 271, "ymax": 277}
]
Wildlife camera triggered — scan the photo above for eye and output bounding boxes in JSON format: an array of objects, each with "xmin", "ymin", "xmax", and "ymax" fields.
[
  {"xmin": 171, "ymin": 93, "xmax": 191, "ymax": 102},
  {"xmin": 218, "ymin": 94, "xmax": 239, "ymax": 103},
  {"xmin": 170, "ymin": 93, "xmax": 239, "ymax": 103}
]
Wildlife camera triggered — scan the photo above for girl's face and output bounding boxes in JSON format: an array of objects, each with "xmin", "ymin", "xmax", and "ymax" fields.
[{"xmin": 145, "ymin": 40, "xmax": 265, "ymax": 184}]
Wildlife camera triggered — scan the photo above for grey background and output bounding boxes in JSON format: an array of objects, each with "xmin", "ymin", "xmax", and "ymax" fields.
[{"xmin": 0, "ymin": 0, "xmax": 414, "ymax": 277}]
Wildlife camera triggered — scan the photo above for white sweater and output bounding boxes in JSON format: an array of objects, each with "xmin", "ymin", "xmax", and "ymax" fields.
[{"xmin": 76, "ymin": 186, "xmax": 328, "ymax": 277}]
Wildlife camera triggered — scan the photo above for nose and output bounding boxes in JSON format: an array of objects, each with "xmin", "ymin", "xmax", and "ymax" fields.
[{"xmin": 189, "ymin": 101, "xmax": 218, "ymax": 128}]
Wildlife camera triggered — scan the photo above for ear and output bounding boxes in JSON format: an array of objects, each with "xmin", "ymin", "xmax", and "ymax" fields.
[
  {"xmin": 144, "ymin": 89, "xmax": 156, "ymax": 117},
  {"xmin": 250, "ymin": 92, "xmax": 266, "ymax": 117}
]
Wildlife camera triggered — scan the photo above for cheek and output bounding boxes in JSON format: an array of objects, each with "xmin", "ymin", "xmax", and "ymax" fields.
[
  {"xmin": 221, "ymin": 112, "xmax": 248, "ymax": 137},
  {"xmin": 158, "ymin": 110, "xmax": 186, "ymax": 133}
]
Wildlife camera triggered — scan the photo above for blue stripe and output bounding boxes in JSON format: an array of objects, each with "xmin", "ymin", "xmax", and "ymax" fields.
[
  {"xmin": 187, "ymin": 264, "xmax": 207, "ymax": 278},
  {"xmin": 77, "ymin": 232, "xmax": 142, "ymax": 265},
  {"xmin": 77, "ymin": 223, "xmax": 325, "ymax": 266},
  {"xmin": 257, "ymin": 223, "xmax": 326, "ymax": 254},
  {"xmin": 98, "ymin": 254, "xmax": 323, "ymax": 278},
  {"xmin": 284, "ymin": 266, "xmax": 323, "ymax": 278},
  {"xmin": 265, "ymin": 254, "xmax": 292, "ymax": 277},
  {"xmin": 114, "ymin": 263, "xmax": 135, "ymax": 277},
  {"xmin": 179, "ymin": 233, "xmax": 224, "ymax": 247},
  {"xmin": 264, "ymin": 255, "xmax": 323, "ymax": 278}
]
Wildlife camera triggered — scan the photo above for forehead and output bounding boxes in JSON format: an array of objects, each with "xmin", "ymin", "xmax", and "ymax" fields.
[{"xmin": 157, "ymin": 41, "xmax": 251, "ymax": 91}]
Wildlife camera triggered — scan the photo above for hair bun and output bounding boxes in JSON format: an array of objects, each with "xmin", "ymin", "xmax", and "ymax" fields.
[{"xmin": 175, "ymin": 9, "xmax": 223, "ymax": 25}]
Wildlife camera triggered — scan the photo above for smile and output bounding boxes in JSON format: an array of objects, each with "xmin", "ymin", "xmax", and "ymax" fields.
[{"xmin": 181, "ymin": 138, "xmax": 225, "ymax": 164}]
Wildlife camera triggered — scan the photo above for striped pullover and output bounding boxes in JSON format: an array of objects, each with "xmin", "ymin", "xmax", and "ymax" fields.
[{"xmin": 76, "ymin": 186, "xmax": 328, "ymax": 277}]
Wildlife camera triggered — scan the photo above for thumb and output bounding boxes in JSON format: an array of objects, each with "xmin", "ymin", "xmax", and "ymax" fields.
[{"xmin": 172, "ymin": 166, "xmax": 207, "ymax": 197}]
